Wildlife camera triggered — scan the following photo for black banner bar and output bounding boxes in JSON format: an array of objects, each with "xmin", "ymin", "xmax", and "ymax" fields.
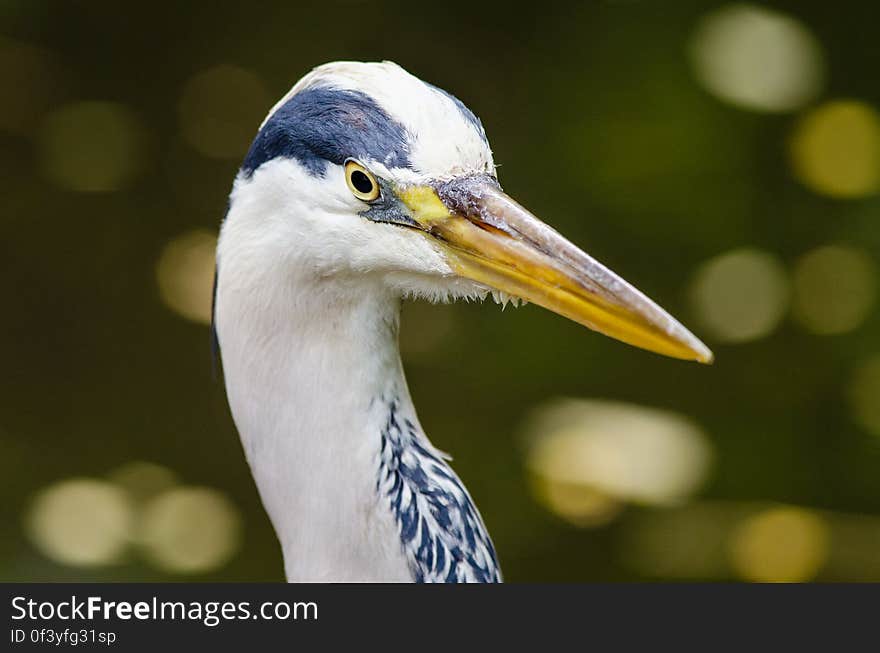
[{"xmin": 3, "ymin": 583, "xmax": 877, "ymax": 649}]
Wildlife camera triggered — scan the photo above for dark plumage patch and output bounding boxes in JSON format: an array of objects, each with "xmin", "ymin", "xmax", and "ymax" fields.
[
  {"xmin": 377, "ymin": 397, "xmax": 501, "ymax": 583},
  {"xmin": 241, "ymin": 86, "xmax": 411, "ymax": 177}
]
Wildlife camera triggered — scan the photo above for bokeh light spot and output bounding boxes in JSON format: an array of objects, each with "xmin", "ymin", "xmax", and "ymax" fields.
[
  {"xmin": 38, "ymin": 101, "xmax": 146, "ymax": 192},
  {"xmin": 138, "ymin": 487, "xmax": 242, "ymax": 574},
  {"xmin": 156, "ymin": 229, "xmax": 217, "ymax": 324},
  {"xmin": 789, "ymin": 101, "xmax": 880, "ymax": 198},
  {"xmin": 26, "ymin": 478, "xmax": 134, "ymax": 567},
  {"xmin": 792, "ymin": 245, "xmax": 876, "ymax": 335},
  {"xmin": 179, "ymin": 65, "xmax": 269, "ymax": 159},
  {"xmin": 689, "ymin": 4, "xmax": 824, "ymax": 113},
  {"xmin": 729, "ymin": 506, "xmax": 829, "ymax": 582},
  {"xmin": 849, "ymin": 355, "xmax": 880, "ymax": 439},
  {"xmin": 689, "ymin": 248, "xmax": 789, "ymax": 343},
  {"xmin": 524, "ymin": 399, "xmax": 712, "ymax": 525},
  {"xmin": 529, "ymin": 475, "xmax": 622, "ymax": 528}
]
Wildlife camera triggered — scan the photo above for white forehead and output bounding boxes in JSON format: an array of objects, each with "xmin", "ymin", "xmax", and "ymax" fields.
[{"xmin": 263, "ymin": 61, "xmax": 495, "ymax": 181}]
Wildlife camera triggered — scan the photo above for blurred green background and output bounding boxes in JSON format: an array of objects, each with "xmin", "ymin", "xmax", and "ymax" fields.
[{"xmin": 2, "ymin": 0, "xmax": 879, "ymax": 582}]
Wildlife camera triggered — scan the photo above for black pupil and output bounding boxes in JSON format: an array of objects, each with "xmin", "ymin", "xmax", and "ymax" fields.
[{"xmin": 351, "ymin": 170, "xmax": 374, "ymax": 195}]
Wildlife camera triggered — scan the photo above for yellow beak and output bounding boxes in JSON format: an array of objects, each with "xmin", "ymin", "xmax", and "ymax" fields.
[{"xmin": 398, "ymin": 175, "xmax": 713, "ymax": 364}]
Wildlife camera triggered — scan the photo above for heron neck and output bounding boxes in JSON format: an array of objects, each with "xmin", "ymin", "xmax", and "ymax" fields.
[{"xmin": 215, "ymin": 273, "xmax": 415, "ymax": 580}]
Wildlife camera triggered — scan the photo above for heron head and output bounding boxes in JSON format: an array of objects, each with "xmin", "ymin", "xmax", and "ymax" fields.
[{"xmin": 220, "ymin": 61, "xmax": 711, "ymax": 363}]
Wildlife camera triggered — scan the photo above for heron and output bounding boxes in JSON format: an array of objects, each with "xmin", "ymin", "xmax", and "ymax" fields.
[{"xmin": 213, "ymin": 61, "xmax": 712, "ymax": 582}]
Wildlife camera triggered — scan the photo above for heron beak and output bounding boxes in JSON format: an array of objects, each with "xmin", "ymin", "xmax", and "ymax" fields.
[{"xmin": 397, "ymin": 175, "xmax": 713, "ymax": 363}]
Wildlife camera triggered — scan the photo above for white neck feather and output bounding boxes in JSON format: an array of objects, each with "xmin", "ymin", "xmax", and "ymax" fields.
[{"xmin": 215, "ymin": 264, "xmax": 414, "ymax": 581}]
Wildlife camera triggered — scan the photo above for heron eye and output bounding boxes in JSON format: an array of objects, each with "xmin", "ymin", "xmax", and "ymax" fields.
[{"xmin": 344, "ymin": 160, "xmax": 380, "ymax": 201}]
